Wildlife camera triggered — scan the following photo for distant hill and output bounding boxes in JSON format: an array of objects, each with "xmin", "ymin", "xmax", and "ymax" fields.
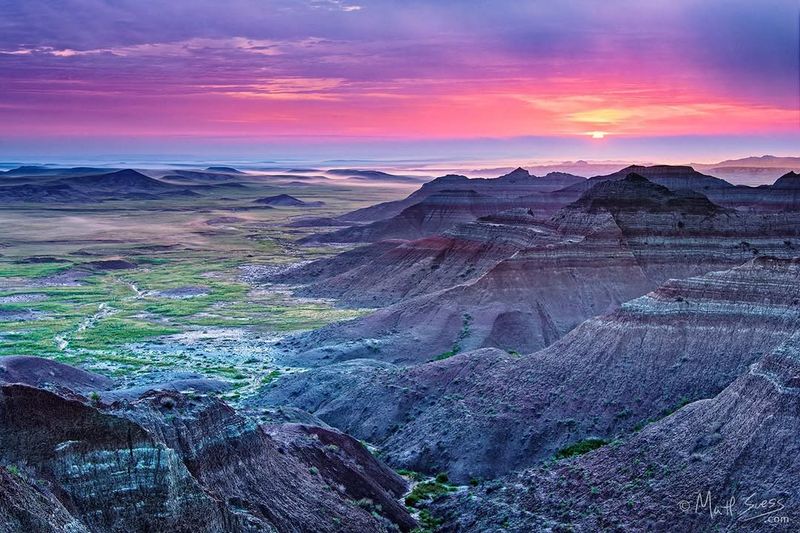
[
  {"xmin": 0, "ymin": 169, "xmax": 199, "ymax": 203},
  {"xmin": 253, "ymin": 194, "xmax": 324, "ymax": 207},
  {"xmin": 692, "ymin": 155, "xmax": 800, "ymax": 185},
  {"xmin": 2, "ymin": 166, "xmax": 113, "ymax": 177},
  {"xmin": 698, "ymin": 155, "xmax": 800, "ymax": 168},
  {"xmin": 205, "ymin": 166, "xmax": 244, "ymax": 174},
  {"xmin": 326, "ymin": 169, "xmax": 427, "ymax": 183}
]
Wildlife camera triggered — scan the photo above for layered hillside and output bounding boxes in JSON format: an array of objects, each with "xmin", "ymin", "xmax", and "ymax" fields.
[
  {"xmin": 338, "ymin": 168, "xmax": 585, "ymax": 223},
  {"xmin": 300, "ymin": 189, "xmax": 525, "ymax": 244},
  {"xmin": 274, "ymin": 176, "xmax": 800, "ymax": 365},
  {"xmin": 433, "ymin": 330, "xmax": 800, "ymax": 531},
  {"xmin": 274, "ymin": 208, "xmax": 559, "ymax": 307},
  {"xmin": 257, "ymin": 256, "xmax": 800, "ymax": 482},
  {"xmin": 0, "ymin": 365, "xmax": 415, "ymax": 532},
  {"xmin": 564, "ymin": 164, "xmax": 734, "ymax": 193}
]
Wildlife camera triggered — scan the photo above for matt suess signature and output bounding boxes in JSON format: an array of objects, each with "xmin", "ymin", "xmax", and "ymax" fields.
[{"xmin": 679, "ymin": 491, "xmax": 788, "ymax": 523}]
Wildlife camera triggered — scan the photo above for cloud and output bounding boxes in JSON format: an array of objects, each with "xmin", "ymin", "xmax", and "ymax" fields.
[
  {"xmin": 310, "ymin": 0, "xmax": 362, "ymax": 12},
  {"xmin": 1, "ymin": 37, "xmax": 288, "ymax": 58},
  {"xmin": 0, "ymin": 0, "xmax": 797, "ymax": 146}
]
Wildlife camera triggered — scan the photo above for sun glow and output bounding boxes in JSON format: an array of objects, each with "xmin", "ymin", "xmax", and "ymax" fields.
[{"xmin": 589, "ymin": 131, "xmax": 607, "ymax": 139}]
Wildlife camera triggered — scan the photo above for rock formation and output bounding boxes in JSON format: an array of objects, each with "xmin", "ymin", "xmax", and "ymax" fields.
[
  {"xmin": 432, "ymin": 329, "xmax": 800, "ymax": 531},
  {"xmin": 258, "ymin": 257, "xmax": 800, "ymax": 482}
]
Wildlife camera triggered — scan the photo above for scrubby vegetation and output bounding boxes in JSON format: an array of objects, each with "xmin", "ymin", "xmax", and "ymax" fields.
[
  {"xmin": 431, "ymin": 313, "xmax": 472, "ymax": 361},
  {"xmin": 555, "ymin": 438, "xmax": 610, "ymax": 459},
  {"xmin": 0, "ymin": 182, "xmax": 402, "ymax": 403},
  {"xmin": 404, "ymin": 478, "xmax": 456, "ymax": 508}
]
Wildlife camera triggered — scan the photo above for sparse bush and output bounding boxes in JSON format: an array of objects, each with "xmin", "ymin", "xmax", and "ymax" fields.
[
  {"xmin": 555, "ymin": 438, "xmax": 610, "ymax": 460},
  {"xmin": 405, "ymin": 480, "xmax": 455, "ymax": 508}
]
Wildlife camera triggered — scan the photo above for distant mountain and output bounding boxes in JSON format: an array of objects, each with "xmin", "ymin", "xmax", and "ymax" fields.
[
  {"xmin": 0, "ymin": 169, "xmax": 200, "ymax": 203},
  {"xmin": 0, "ymin": 182, "xmax": 92, "ymax": 203},
  {"xmin": 205, "ymin": 166, "xmax": 244, "ymax": 174},
  {"xmin": 699, "ymin": 171, "xmax": 800, "ymax": 212},
  {"xmin": 2, "ymin": 166, "xmax": 113, "ymax": 177},
  {"xmin": 693, "ymin": 155, "xmax": 800, "ymax": 185},
  {"xmin": 326, "ymin": 168, "xmax": 427, "ymax": 183},
  {"xmin": 275, "ymin": 176, "xmax": 800, "ymax": 371},
  {"xmin": 67, "ymin": 169, "xmax": 176, "ymax": 191},
  {"xmin": 253, "ymin": 194, "xmax": 324, "ymax": 207},
  {"xmin": 699, "ymin": 154, "xmax": 800, "ymax": 168},
  {"xmin": 160, "ymin": 169, "xmax": 246, "ymax": 183}
]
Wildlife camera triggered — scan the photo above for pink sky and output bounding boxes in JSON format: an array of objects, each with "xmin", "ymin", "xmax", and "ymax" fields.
[{"xmin": 1, "ymin": 1, "xmax": 798, "ymax": 161}]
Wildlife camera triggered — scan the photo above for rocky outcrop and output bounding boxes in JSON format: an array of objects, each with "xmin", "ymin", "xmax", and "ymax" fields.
[
  {"xmin": 0, "ymin": 356, "xmax": 113, "ymax": 394},
  {"xmin": 565, "ymin": 172, "xmax": 727, "ymax": 215},
  {"xmin": 565, "ymin": 164, "xmax": 733, "ymax": 194},
  {"xmin": 336, "ymin": 168, "xmax": 584, "ymax": 223},
  {"xmin": 0, "ymin": 465, "xmax": 89, "ymax": 533},
  {"xmin": 433, "ymin": 330, "xmax": 800, "ymax": 532},
  {"xmin": 257, "ymin": 257, "xmax": 800, "ymax": 482},
  {"xmin": 693, "ymin": 171, "xmax": 800, "ymax": 212},
  {"xmin": 0, "ymin": 382, "xmax": 414, "ymax": 532}
]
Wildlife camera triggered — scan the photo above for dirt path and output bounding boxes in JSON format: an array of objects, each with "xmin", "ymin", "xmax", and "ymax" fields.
[{"xmin": 55, "ymin": 303, "xmax": 115, "ymax": 351}]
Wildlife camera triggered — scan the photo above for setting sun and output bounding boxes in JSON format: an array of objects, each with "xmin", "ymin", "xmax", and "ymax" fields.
[{"xmin": 589, "ymin": 131, "xmax": 607, "ymax": 139}]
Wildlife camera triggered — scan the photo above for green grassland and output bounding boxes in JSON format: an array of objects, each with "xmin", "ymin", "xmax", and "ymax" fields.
[{"xmin": 0, "ymin": 177, "xmax": 409, "ymax": 400}]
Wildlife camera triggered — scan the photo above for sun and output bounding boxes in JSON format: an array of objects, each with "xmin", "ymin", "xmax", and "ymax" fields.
[{"xmin": 588, "ymin": 131, "xmax": 607, "ymax": 139}]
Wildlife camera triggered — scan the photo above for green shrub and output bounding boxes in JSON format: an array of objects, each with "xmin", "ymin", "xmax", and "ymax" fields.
[
  {"xmin": 405, "ymin": 480, "xmax": 453, "ymax": 508},
  {"xmin": 555, "ymin": 438, "xmax": 610, "ymax": 460}
]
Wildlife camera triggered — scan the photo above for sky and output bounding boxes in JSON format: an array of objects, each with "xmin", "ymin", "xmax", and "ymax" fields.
[{"xmin": 0, "ymin": 0, "xmax": 798, "ymax": 164}]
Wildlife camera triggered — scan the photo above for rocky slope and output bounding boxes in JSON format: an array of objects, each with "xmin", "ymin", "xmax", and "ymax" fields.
[
  {"xmin": 0, "ymin": 364, "xmax": 415, "ymax": 532},
  {"xmin": 274, "ymin": 208, "xmax": 559, "ymax": 307},
  {"xmin": 0, "ymin": 356, "xmax": 113, "ymax": 393},
  {"xmin": 257, "ymin": 256, "xmax": 800, "ymax": 482},
  {"xmin": 432, "ymin": 329, "xmax": 800, "ymax": 532},
  {"xmin": 274, "ymin": 175, "xmax": 800, "ymax": 365},
  {"xmin": 300, "ymin": 189, "xmax": 525, "ymax": 244}
]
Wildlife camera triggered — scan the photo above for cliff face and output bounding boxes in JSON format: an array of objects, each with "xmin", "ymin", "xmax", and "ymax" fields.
[
  {"xmin": 0, "ymin": 382, "xmax": 414, "ymax": 532},
  {"xmin": 257, "ymin": 257, "xmax": 800, "ymax": 482},
  {"xmin": 433, "ymin": 330, "xmax": 800, "ymax": 532}
]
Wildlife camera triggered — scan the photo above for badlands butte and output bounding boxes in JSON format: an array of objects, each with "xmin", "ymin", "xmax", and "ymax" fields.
[{"xmin": 2, "ymin": 163, "xmax": 800, "ymax": 532}]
